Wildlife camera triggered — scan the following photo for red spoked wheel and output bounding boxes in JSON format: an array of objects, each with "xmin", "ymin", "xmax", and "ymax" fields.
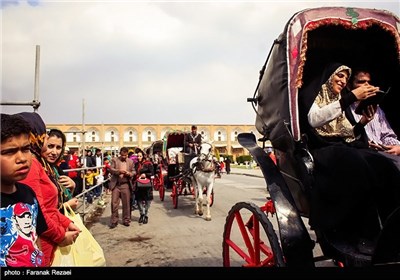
[
  {"xmin": 222, "ymin": 201, "xmax": 285, "ymax": 267},
  {"xmin": 158, "ymin": 175, "xmax": 165, "ymax": 202},
  {"xmin": 159, "ymin": 185, "xmax": 165, "ymax": 201},
  {"xmin": 153, "ymin": 176, "xmax": 161, "ymax": 191},
  {"xmin": 171, "ymin": 181, "xmax": 179, "ymax": 209},
  {"xmin": 190, "ymin": 185, "xmax": 195, "ymax": 198}
]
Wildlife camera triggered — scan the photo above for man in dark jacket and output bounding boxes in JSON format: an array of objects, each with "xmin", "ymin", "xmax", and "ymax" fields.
[{"xmin": 185, "ymin": 125, "xmax": 202, "ymax": 155}]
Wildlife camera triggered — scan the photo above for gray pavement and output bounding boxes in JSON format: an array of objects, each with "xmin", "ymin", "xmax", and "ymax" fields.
[
  {"xmin": 81, "ymin": 167, "xmax": 264, "ymax": 224},
  {"xmin": 229, "ymin": 166, "xmax": 263, "ymax": 178}
]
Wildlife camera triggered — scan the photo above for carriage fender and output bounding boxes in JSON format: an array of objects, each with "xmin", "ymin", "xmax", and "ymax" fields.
[{"xmin": 238, "ymin": 132, "xmax": 315, "ymax": 267}]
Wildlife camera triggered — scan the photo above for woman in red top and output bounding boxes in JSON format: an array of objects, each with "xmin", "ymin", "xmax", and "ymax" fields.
[{"xmin": 17, "ymin": 112, "xmax": 80, "ymax": 266}]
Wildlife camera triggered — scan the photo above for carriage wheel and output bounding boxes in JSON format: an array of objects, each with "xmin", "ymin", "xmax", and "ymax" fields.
[
  {"xmin": 190, "ymin": 184, "xmax": 195, "ymax": 198},
  {"xmin": 209, "ymin": 189, "xmax": 214, "ymax": 207},
  {"xmin": 222, "ymin": 202, "xmax": 285, "ymax": 267},
  {"xmin": 171, "ymin": 182, "xmax": 178, "ymax": 209},
  {"xmin": 159, "ymin": 185, "xmax": 165, "ymax": 201},
  {"xmin": 158, "ymin": 173, "xmax": 165, "ymax": 201},
  {"xmin": 153, "ymin": 177, "xmax": 160, "ymax": 191}
]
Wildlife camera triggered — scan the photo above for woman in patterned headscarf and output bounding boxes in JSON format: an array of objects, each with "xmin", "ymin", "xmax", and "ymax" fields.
[
  {"xmin": 44, "ymin": 129, "xmax": 79, "ymax": 211},
  {"xmin": 17, "ymin": 112, "xmax": 81, "ymax": 266},
  {"xmin": 302, "ymin": 63, "xmax": 378, "ymax": 146},
  {"xmin": 299, "ymin": 63, "xmax": 400, "ymax": 255}
]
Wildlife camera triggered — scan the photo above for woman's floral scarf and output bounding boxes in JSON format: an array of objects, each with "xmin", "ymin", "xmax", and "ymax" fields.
[{"xmin": 314, "ymin": 65, "xmax": 356, "ymax": 142}]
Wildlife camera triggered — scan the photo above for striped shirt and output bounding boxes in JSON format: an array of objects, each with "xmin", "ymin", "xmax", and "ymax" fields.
[{"xmin": 350, "ymin": 104, "xmax": 400, "ymax": 146}]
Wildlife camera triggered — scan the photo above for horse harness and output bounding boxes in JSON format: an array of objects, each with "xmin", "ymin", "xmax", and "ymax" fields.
[
  {"xmin": 192, "ymin": 158, "xmax": 216, "ymax": 173},
  {"xmin": 192, "ymin": 145, "xmax": 216, "ymax": 173}
]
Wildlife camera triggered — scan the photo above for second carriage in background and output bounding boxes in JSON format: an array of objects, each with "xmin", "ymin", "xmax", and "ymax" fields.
[
  {"xmin": 162, "ymin": 130, "xmax": 195, "ymax": 209},
  {"xmin": 146, "ymin": 140, "xmax": 167, "ymax": 201}
]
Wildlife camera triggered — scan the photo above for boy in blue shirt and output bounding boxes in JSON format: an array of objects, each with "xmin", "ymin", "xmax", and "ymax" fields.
[{"xmin": 0, "ymin": 113, "xmax": 48, "ymax": 267}]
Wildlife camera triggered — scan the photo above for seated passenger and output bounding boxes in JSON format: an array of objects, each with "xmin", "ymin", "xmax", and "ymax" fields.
[
  {"xmin": 166, "ymin": 148, "xmax": 180, "ymax": 189},
  {"xmin": 347, "ymin": 67, "xmax": 400, "ymax": 170},
  {"xmin": 299, "ymin": 62, "xmax": 400, "ymax": 254}
]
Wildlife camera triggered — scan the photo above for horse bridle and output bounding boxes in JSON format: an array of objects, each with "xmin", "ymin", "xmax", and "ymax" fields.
[{"xmin": 194, "ymin": 144, "xmax": 215, "ymax": 173}]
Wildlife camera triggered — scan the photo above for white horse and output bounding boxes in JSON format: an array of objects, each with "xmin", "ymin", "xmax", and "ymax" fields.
[{"xmin": 189, "ymin": 143, "xmax": 216, "ymax": 221}]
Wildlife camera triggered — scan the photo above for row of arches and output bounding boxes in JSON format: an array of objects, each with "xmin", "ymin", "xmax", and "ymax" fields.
[{"xmin": 64, "ymin": 126, "xmax": 246, "ymax": 144}]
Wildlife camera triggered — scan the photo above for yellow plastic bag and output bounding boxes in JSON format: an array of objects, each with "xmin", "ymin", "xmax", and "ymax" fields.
[{"xmin": 51, "ymin": 204, "xmax": 106, "ymax": 267}]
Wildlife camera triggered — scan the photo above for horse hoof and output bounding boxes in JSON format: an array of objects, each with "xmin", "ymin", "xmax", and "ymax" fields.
[
  {"xmin": 198, "ymin": 211, "xmax": 203, "ymax": 216},
  {"xmin": 205, "ymin": 217, "xmax": 211, "ymax": 221}
]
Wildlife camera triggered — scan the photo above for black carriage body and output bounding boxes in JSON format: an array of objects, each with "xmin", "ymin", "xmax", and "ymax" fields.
[
  {"xmin": 149, "ymin": 140, "xmax": 163, "ymax": 155},
  {"xmin": 147, "ymin": 140, "xmax": 164, "ymax": 163},
  {"xmin": 255, "ymin": 6, "xmax": 400, "ymax": 215},
  {"xmin": 256, "ymin": 7, "xmax": 400, "ymax": 143},
  {"xmin": 243, "ymin": 7, "xmax": 400, "ymax": 267}
]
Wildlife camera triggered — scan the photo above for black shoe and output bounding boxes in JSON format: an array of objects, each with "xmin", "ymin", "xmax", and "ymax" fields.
[
  {"xmin": 143, "ymin": 216, "xmax": 148, "ymax": 224},
  {"xmin": 138, "ymin": 215, "xmax": 144, "ymax": 224},
  {"xmin": 109, "ymin": 223, "xmax": 117, "ymax": 229}
]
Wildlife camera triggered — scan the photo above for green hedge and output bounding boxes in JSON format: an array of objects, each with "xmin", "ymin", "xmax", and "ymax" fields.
[{"xmin": 236, "ymin": 155, "xmax": 253, "ymax": 165}]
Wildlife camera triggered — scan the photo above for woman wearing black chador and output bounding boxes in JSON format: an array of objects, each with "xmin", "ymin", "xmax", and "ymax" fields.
[{"xmin": 133, "ymin": 150, "xmax": 154, "ymax": 224}]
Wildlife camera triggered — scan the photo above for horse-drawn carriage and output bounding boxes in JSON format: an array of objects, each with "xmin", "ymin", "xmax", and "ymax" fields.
[
  {"xmin": 222, "ymin": 7, "xmax": 400, "ymax": 267},
  {"xmin": 146, "ymin": 140, "xmax": 167, "ymax": 201},
  {"xmin": 162, "ymin": 130, "xmax": 216, "ymax": 213},
  {"xmin": 162, "ymin": 130, "xmax": 195, "ymax": 209}
]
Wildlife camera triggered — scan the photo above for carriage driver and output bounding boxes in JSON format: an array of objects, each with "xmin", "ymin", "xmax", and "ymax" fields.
[{"xmin": 185, "ymin": 125, "xmax": 202, "ymax": 155}]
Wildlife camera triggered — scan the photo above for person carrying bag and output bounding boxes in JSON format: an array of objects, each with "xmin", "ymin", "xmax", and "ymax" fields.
[
  {"xmin": 133, "ymin": 150, "xmax": 154, "ymax": 224},
  {"xmin": 51, "ymin": 204, "xmax": 106, "ymax": 266},
  {"xmin": 136, "ymin": 178, "xmax": 152, "ymax": 188}
]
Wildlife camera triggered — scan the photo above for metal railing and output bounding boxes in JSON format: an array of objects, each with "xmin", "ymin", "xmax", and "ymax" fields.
[{"xmin": 63, "ymin": 165, "xmax": 110, "ymax": 222}]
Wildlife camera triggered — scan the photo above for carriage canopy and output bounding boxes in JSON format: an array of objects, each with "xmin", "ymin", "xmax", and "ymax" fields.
[
  {"xmin": 147, "ymin": 140, "xmax": 163, "ymax": 155},
  {"xmin": 162, "ymin": 130, "xmax": 187, "ymax": 161},
  {"xmin": 255, "ymin": 7, "xmax": 400, "ymax": 148}
]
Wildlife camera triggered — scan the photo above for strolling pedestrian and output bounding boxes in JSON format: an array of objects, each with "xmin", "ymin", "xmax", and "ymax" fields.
[
  {"xmin": 108, "ymin": 147, "xmax": 135, "ymax": 228},
  {"xmin": 133, "ymin": 150, "xmax": 154, "ymax": 224}
]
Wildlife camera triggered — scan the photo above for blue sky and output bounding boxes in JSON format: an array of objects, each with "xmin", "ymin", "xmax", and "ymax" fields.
[{"xmin": 1, "ymin": 0, "xmax": 399, "ymax": 125}]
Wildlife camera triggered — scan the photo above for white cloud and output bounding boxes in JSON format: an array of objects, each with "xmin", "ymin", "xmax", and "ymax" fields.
[{"xmin": 1, "ymin": 0, "xmax": 399, "ymax": 125}]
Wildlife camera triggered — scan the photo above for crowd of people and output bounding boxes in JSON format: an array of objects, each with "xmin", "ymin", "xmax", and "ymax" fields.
[
  {"xmin": 0, "ymin": 111, "xmax": 215, "ymax": 267},
  {"xmin": 1, "ymin": 65, "xmax": 399, "ymax": 267},
  {"xmin": 0, "ymin": 111, "xmax": 163, "ymax": 267}
]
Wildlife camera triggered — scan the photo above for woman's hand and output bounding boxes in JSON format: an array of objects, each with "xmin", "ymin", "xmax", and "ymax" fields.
[
  {"xmin": 352, "ymin": 84, "xmax": 379, "ymax": 100},
  {"xmin": 68, "ymin": 221, "xmax": 81, "ymax": 232},
  {"xmin": 64, "ymin": 198, "xmax": 79, "ymax": 210},
  {"xmin": 59, "ymin": 230, "xmax": 80, "ymax": 246},
  {"xmin": 58, "ymin": 175, "xmax": 75, "ymax": 192}
]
